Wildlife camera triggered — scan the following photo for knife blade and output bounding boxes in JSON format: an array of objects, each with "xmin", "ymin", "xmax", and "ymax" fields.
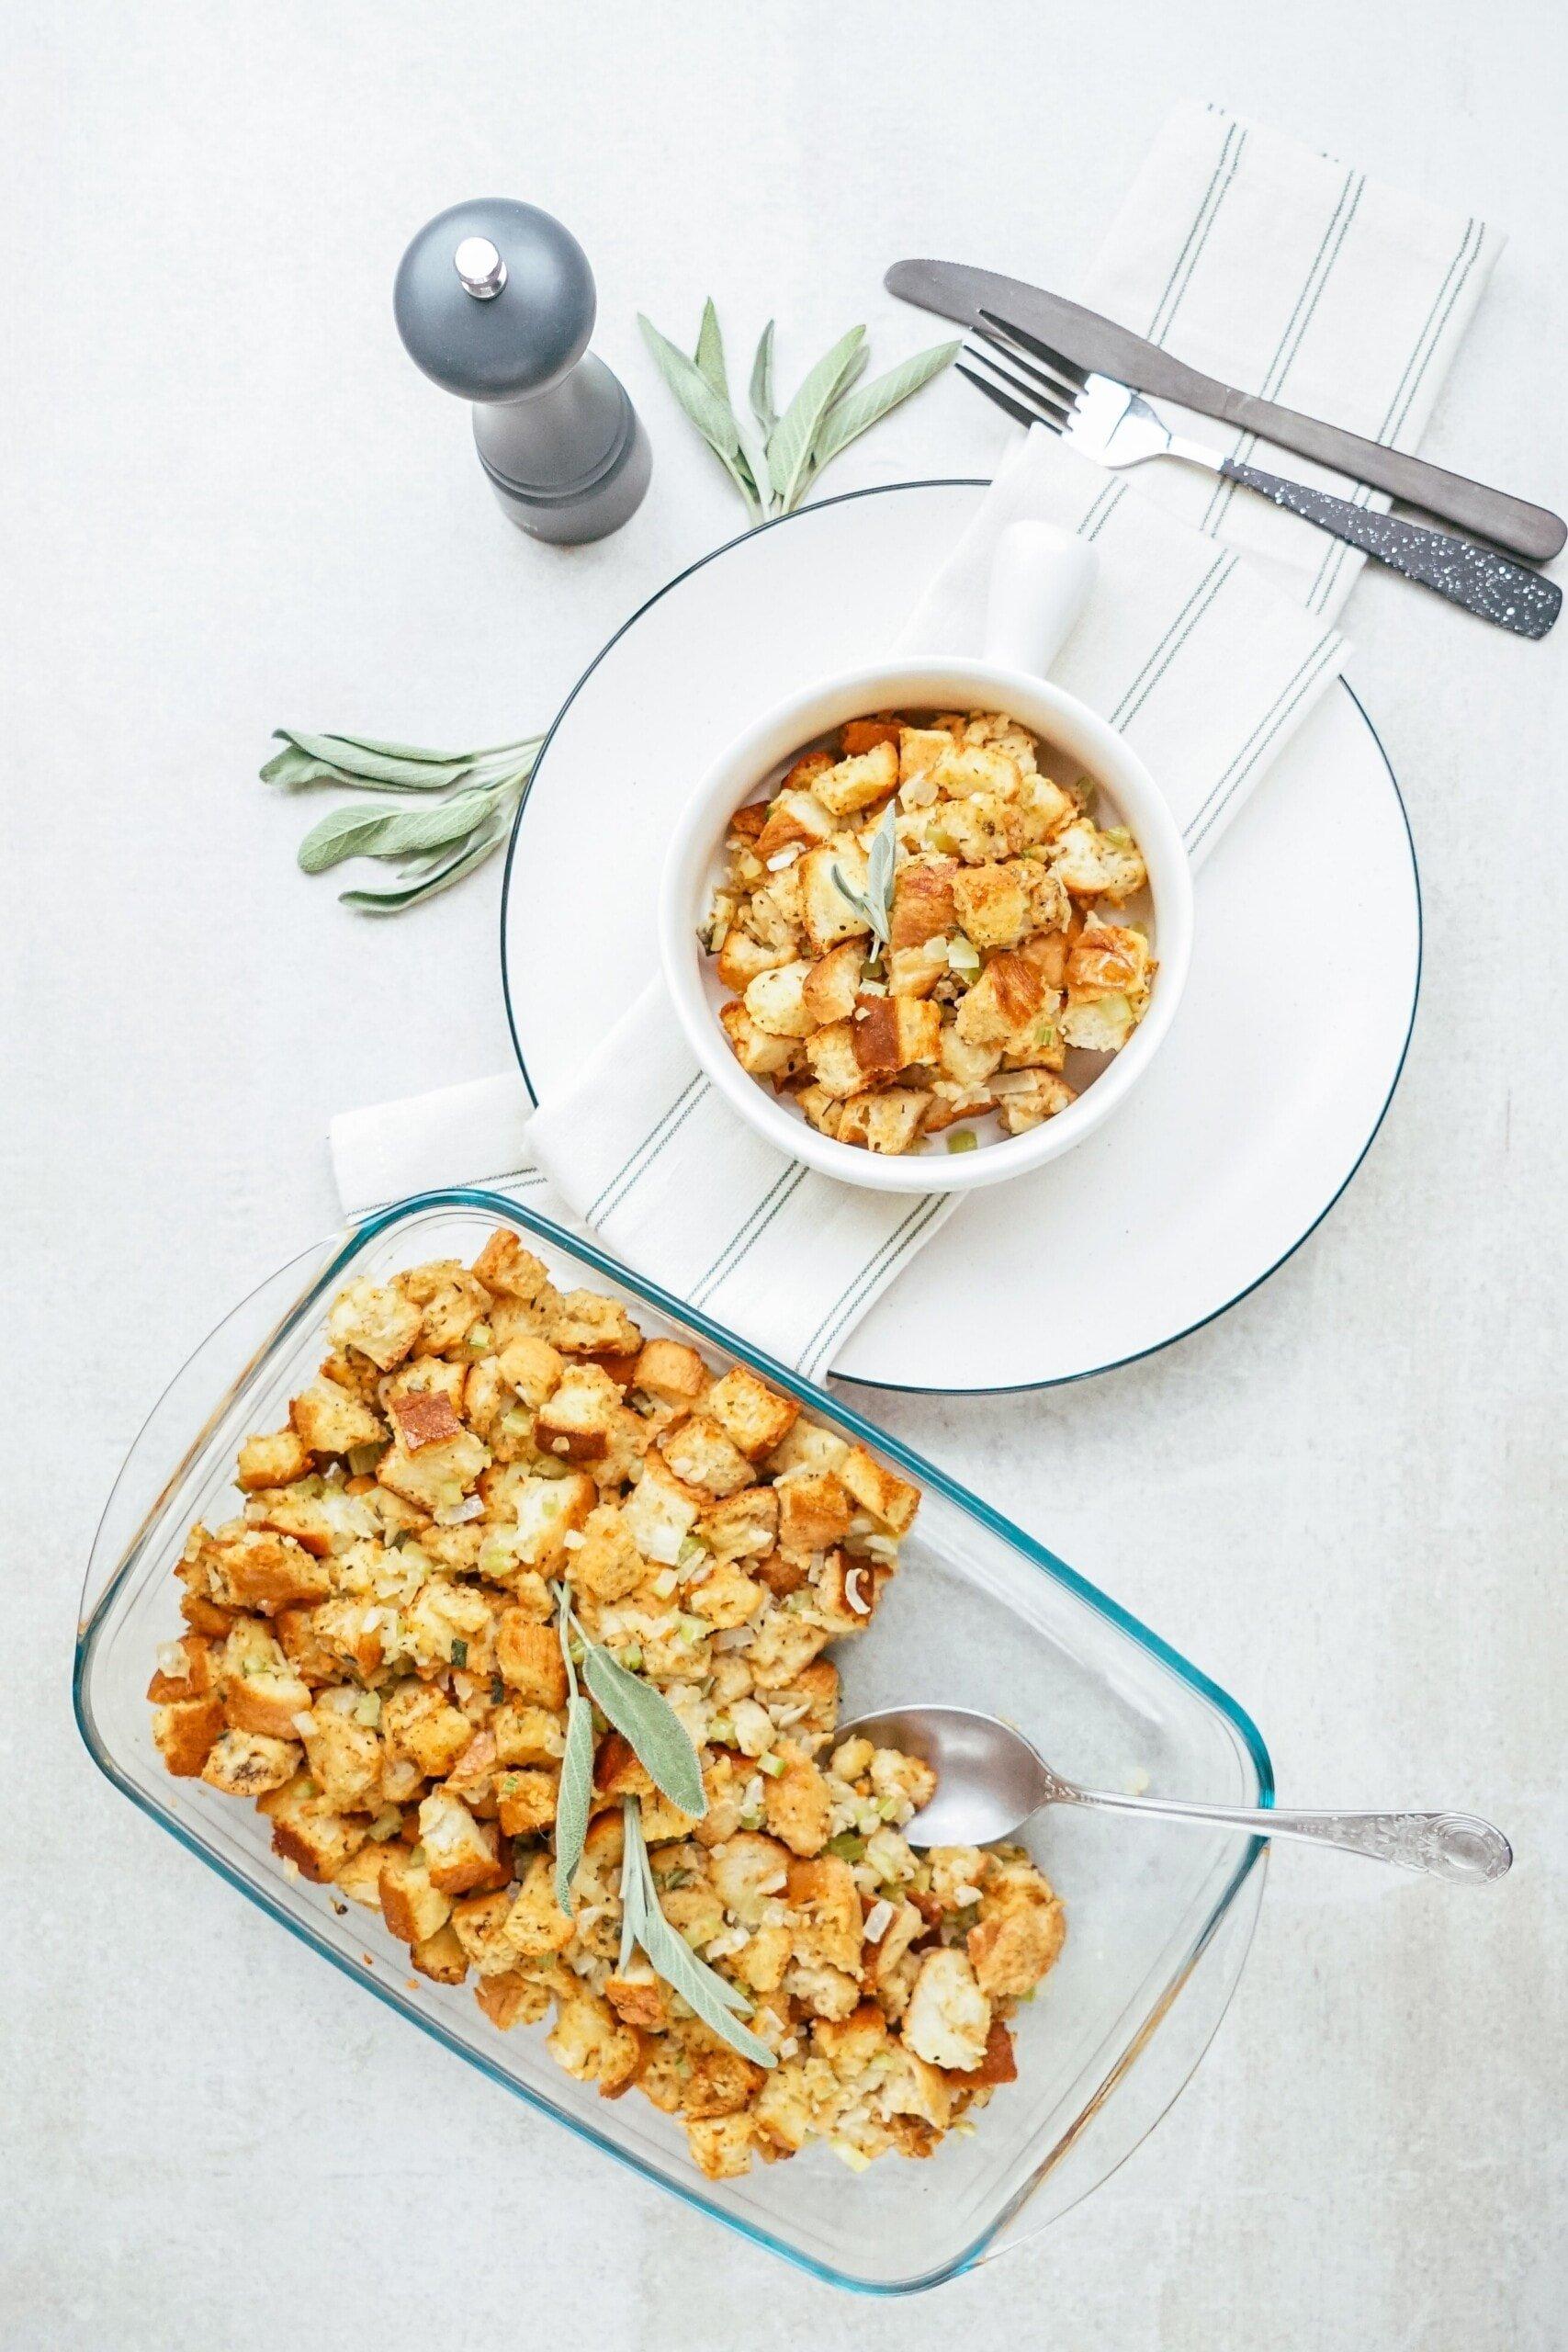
[{"xmin": 886, "ymin": 258, "xmax": 1566, "ymax": 563}]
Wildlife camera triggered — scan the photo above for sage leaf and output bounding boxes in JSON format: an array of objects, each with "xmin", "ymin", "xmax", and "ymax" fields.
[
  {"xmin": 749, "ymin": 319, "xmax": 777, "ymax": 438},
  {"xmin": 553, "ymin": 1692, "xmax": 595, "ymax": 1914},
  {"xmin": 297, "ymin": 786, "xmax": 497, "ymax": 875},
  {"xmin": 622, "ymin": 1801, "xmax": 775, "ymax": 2066},
  {"xmin": 809, "ymin": 340, "xmax": 961, "ymax": 475},
  {"xmin": 767, "ymin": 326, "xmax": 865, "ymax": 513},
  {"xmin": 337, "ymin": 813, "xmax": 508, "ymax": 912},
  {"xmin": 694, "ymin": 297, "xmax": 729, "ymax": 403},
  {"xmin": 865, "ymin": 794, "xmax": 899, "ymax": 913},
  {"xmin": 265, "ymin": 730, "xmax": 476, "ymax": 791},
  {"xmin": 583, "ymin": 1642, "xmax": 707, "ymax": 1819},
  {"xmin": 638, "ymin": 313, "xmax": 764, "ymax": 521}
]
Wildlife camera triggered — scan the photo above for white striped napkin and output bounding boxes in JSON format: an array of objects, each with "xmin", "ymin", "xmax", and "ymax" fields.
[{"xmin": 331, "ymin": 101, "xmax": 1499, "ymax": 1377}]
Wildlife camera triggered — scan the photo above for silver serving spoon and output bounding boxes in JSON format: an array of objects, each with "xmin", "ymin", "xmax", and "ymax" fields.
[{"xmin": 838, "ymin": 1706, "xmax": 1513, "ymax": 1884}]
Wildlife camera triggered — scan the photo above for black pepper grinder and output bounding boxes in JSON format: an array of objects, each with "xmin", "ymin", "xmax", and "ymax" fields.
[{"xmin": 394, "ymin": 198, "xmax": 651, "ymax": 544}]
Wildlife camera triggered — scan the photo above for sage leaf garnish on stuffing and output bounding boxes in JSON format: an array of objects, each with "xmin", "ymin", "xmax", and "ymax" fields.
[
  {"xmin": 620, "ymin": 1799, "xmax": 777, "ymax": 2067},
  {"xmin": 831, "ymin": 794, "xmax": 899, "ymax": 951},
  {"xmin": 552, "ymin": 1603, "xmax": 596, "ymax": 1914},
  {"xmin": 263, "ymin": 728, "xmax": 543, "ymax": 915},
  {"xmin": 640, "ymin": 301, "xmax": 959, "ymax": 522},
  {"xmin": 552, "ymin": 1586, "xmax": 709, "ymax": 1825}
]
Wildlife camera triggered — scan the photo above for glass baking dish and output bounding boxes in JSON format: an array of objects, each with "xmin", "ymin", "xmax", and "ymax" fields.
[{"xmin": 75, "ymin": 1189, "xmax": 1270, "ymax": 2295}]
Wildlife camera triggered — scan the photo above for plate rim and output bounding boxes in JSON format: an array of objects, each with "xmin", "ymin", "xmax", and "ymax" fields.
[{"xmin": 499, "ymin": 477, "xmax": 1422, "ymax": 1396}]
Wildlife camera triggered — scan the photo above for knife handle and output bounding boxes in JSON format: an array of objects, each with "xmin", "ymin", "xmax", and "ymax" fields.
[{"xmin": 1222, "ymin": 460, "xmax": 1562, "ymax": 639}]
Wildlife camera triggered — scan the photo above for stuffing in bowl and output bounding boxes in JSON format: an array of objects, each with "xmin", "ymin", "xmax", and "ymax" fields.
[{"xmin": 700, "ymin": 709, "xmax": 1154, "ymax": 1156}]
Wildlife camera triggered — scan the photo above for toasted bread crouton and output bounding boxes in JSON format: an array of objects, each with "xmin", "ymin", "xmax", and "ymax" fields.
[
  {"xmin": 550, "ymin": 1289, "xmax": 641, "ymax": 1363},
  {"xmin": 686, "ymin": 1558, "xmax": 764, "ymax": 1630},
  {"xmin": 533, "ymin": 1362, "xmax": 623, "ymax": 1464},
  {"xmin": 235, "ymin": 1430, "xmax": 314, "ymax": 1492},
  {"xmin": 386, "ymin": 1387, "xmax": 462, "ymax": 1456},
  {"xmin": 764, "ymin": 1754, "xmax": 832, "ymax": 1857},
  {"xmin": 299, "ymin": 1697, "xmax": 382, "ymax": 1812},
  {"xmin": 716, "ymin": 926, "xmax": 793, "ymax": 992},
  {"xmin": 815, "ymin": 738, "xmax": 898, "ymax": 819},
  {"xmin": 748, "ymin": 1611, "xmax": 832, "ymax": 1691},
  {"xmin": 851, "ymin": 993, "xmax": 941, "ymax": 1081},
  {"xmin": 378, "ymin": 1845, "xmax": 453, "ymax": 1944},
  {"xmin": 326, "ymin": 1277, "xmax": 423, "ymax": 1372},
  {"xmin": 787, "ymin": 1856, "xmax": 863, "ymax": 1973},
  {"xmin": 505, "ymin": 1853, "xmax": 575, "ymax": 1957},
  {"xmin": 399, "ymin": 1260, "xmax": 492, "ymax": 1354},
  {"xmin": 799, "ymin": 840, "xmax": 871, "ymax": 953},
  {"xmin": 632, "ymin": 1339, "xmax": 708, "ymax": 1409},
  {"xmin": 200, "ymin": 1727, "xmax": 301, "ymax": 1798},
  {"xmin": 1066, "ymin": 913, "xmax": 1152, "ymax": 1002},
  {"xmin": 931, "ymin": 741, "xmax": 1022, "ymax": 800},
  {"xmin": 400, "ymin": 1577, "xmax": 498, "ymax": 1677},
  {"xmin": 776, "ymin": 1470, "xmax": 852, "ymax": 1555},
  {"xmin": 755, "ymin": 787, "xmax": 835, "ymax": 863},
  {"xmin": 968, "ymin": 1894, "xmax": 1066, "ymax": 1997},
  {"xmin": 332, "ymin": 1841, "xmax": 393, "ymax": 1908},
  {"xmin": 374, "ymin": 1419, "xmax": 491, "ymax": 1516},
  {"xmin": 492, "ymin": 1702, "xmax": 566, "ymax": 1768},
  {"xmin": 786, "ymin": 1959, "xmax": 862, "ymax": 2021},
  {"xmin": 953, "ymin": 948, "xmax": 1047, "ymax": 1047},
  {"xmin": 702, "ymin": 1367, "xmax": 798, "ymax": 1464},
  {"xmin": 684, "ymin": 2110, "xmax": 756, "ymax": 2179},
  {"xmin": 417, "ymin": 1790, "xmax": 509, "ymax": 1896},
  {"xmin": 794, "ymin": 1082, "xmax": 844, "ymax": 1139},
  {"xmin": 288, "ymin": 1377, "xmax": 387, "ymax": 1459},
  {"xmin": 890, "ymin": 854, "xmax": 959, "ymax": 949},
  {"xmin": 620, "ymin": 1451, "xmax": 703, "ymax": 1565},
  {"xmin": 381, "ymin": 1679, "xmax": 471, "ymax": 1777},
  {"xmin": 496, "ymin": 1614, "xmax": 569, "ymax": 1711},
  {"xmin": 895, "ymin": 726, "xmax": 950, "ymax": 789},
  {"xmin": 259, "ymin": 1772, "xmax": 368, "ymax": 1882},
  {"xmin": 902, "ymin": 1948, "xmax": 991, "ymax": 2071},
  {"xmin": 840, "ymin": 1442, "xmax": 920, "ymax": 1535},
  {"xmin": 719, "ymin": 999, "xmax": 802, "ymax": 1080},
  {"xmin": 450, "ymin": 1888, "xmax": 524, "ymax": 1975},
  {"xmin": 146, "ymin": 1634, "xmax": 217, "ymax": 1703},
  {"xmin": 467, "ymin": 1230, "xmax": 549, "ymax": 1309},
  {"xmin": 888, "ymin": 938, "xmax": 949, "ymax": 999},
  {"xmin": 813, "ymin": 2001, "xmax": 890, "ymax": 2078},
  {"xmin": 475, "ymin": 1969, "xmax": 553, "ymax": 2030},
  {"xmin": 939, "ymin": 1025, "xmax": 1003, "ymax": 1088},
  {"xmin": 558, "ymin": 1503, "xmax": 637, "ymax": 1605},
  {"xmin": 547, "ymin": 1992, "xmax": 643, "ymax": 2097},
  {"xmin": 870, "ymin": 1747, "xmax": 937, "ymax": 1815},
  {"xmin": 1049, "ymin": 816, "xmax": 1146, "ymax": 901},
  {"xmin": 742, "ymin": 958, "xmax": 817, "ymax": 1039},
  {"xmin": 707, "ymin": 1830, "xmax": 794, "ymax": 1927},
  {"xmin": 937, "ymin": 790, "xmax": 1024, "ymax": 865},
  {"xmin": 604, "ymin": 1959, "xmax": 670, "ymax": 2032},
  {"xmin": 953, "ymin": 861, "xmax": 1031, "ymax": 949},
  {"xmin": 700, "ymin": 1484, "xmax": 779, "ymax": 1563},
  {"xmin": 496, "ymin": 1767, "xmax": 559, "ymax": 1838},
  {"xmin": 840, "ymin": 716, "xmax": 899, "ymax": 756},
  {"xmin": 201, "ymin": 1528, "xmax": 333, "ymax": 1613},
  {"xmin": 1060, "ymin": 984, "xmax": 1136, "ymax": 1054},
  {"xmin": 836, "ymin": 1090, "xmax": 933, "ymax": 1156},
  {"xmin": 803, "ymin": 1019, "xmax": 866, "ymax": 1101},
  {"xmin": 801, "ymin": 939, "xmax": 863, "ymax": 1028},
  {"xmin": 152, "ymin": 1692, "xmax": 227, "ymax": 1777},
  {"xmin": 752, "ymin": 1546, "xmax": 808, "ymax": 1601},
  {"xmin": 744, "ymin": 860, "xmax": 807, "ymax": 954},
  {"xmin": 412, "ymin": 1923, "xmax": 469, "ymax": 1984},
  {"xmin": 220, "ymin": 1621, "xmax": 312, "ymax": 1740},
  {"xmin": 593, "ymin": 1736, "xmax": 705, "ymax": 1846},
  {"xmin": 497, "ymin": 1469, "xmax": 594, "ymax": 1575},
  {"xmin": 992, "ymin": 1069, "xmax": 1076, "ymax": 1133}
]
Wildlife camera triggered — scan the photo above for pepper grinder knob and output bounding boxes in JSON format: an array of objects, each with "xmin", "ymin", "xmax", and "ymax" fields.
[{"xmin": 394, "ymin": 198, "xmax": 651, "ymax": 545}]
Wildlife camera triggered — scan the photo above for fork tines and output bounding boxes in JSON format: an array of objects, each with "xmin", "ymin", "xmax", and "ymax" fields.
[{"xmin": 959, "ymin": 310, "xmax": 1089, "ymax": 435}]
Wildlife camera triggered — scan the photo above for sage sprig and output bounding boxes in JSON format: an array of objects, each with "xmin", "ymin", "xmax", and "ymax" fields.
[
  {"xmin": 831, "ymin": 795, "xmax": 899, "ymax": 951},
  {"xmin": 620, "ymin": 1798, "xmax": 776, "ymax": 2068},
  {"xmin": 639, "ymin": 303, "xmax": 960, "ymax": 523},
  {"xmin": 553, "ymin": 1604, "xmax": 596, "ymax": 1914},
  {"xmin": 549, "ymin": 1583, "xmax": 709, "ymax": 1869},
  {"xmin": 263, "ymin": 728, "xmax": 543, "ymax": 915}
]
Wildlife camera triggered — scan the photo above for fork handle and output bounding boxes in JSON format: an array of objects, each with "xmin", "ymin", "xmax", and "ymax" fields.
[{"xmin": 1220, "ymin": 460, "xmax": 1560, "ymax": 639}]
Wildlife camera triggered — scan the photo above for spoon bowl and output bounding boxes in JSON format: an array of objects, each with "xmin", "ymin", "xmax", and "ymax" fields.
[{"xmin": 838, "ymin": 1704, "xmax": 1514, "ymax": 1884}]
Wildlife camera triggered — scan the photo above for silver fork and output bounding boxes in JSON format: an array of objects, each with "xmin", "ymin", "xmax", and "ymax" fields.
[{"xmin": 959, "ymin": 310, "xmax": 1560, "ymax": 640}]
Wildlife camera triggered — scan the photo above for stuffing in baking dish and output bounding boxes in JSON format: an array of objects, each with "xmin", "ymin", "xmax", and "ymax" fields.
[
  {"xmin": 148, "ymin": 1231, "xmax": 1066, "ymax": 2177},
  {"xmin": 700, "ymin": 709, "xmax": 1153, "ymax": 1153}
]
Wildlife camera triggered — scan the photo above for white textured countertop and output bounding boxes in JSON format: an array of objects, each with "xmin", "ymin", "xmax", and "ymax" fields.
[{"xmin": 6, "ymin": 4, "xmax": 1562, "ymax": 2346}]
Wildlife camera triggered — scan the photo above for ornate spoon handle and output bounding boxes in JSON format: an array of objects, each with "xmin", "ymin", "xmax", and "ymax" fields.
[{"xmin": 1068, "ymin": 1787, "xmax": 1513, "ymax": 1883}]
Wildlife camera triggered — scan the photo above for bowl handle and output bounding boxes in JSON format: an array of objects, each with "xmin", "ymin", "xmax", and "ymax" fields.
[{"xmin": 983, "ymin": 522, "xmax": 1098, "ymax": 675}]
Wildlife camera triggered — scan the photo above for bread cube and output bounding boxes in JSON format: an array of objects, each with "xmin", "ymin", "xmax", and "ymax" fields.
[
  {"xmin": 901, "ymin": 1948, "xmax": 991, "ymax": 2071},
  {"xmin": 201, "ymin": 1528, "xmax": 333, "ymax": 1613},
  {"xmin": 704, "ymin": 1367, "xmax": 798, "ymax": 1462},
  {"xmin": 417, "ymin": 1790, "xmax": 509, "ymax": 1896},
  {"xmin": 836, "ymin": 1089, "xmax": 933, "ymax": 1156},
  {"xmin": 755, "ymin": 787, "xmax": 835, "ymax": 862},
  {"xmin": 496, "ymin": 1767, "xmax": 559, "ymax": 1838},
  {"xmin": 815, "ymin": 739, "xmax": 897, "ymax": 818},
  {"xmin": 152, "ymin": 1693, "xmax": 227, "ymax": 1778},
  {"xmin": 235, "ymin": 1430, "xmax": 314, "ymax": 1492},
  {"xmin": 475, "ymin": 1970, "xmax": 554, "ymax": 2031},
  {"xmin": 850, "ymin": 995, "xmax": 941, "ymax": 1081},
  {"xmin": 803, "ymin": 1020, "xmax": 865, "ymax": 1101},
  {"xmin": 719, "ymin": 1000, "xmax": 802, "ymax": 1080},
  {"xmin": 326, "ymin": 1276, "xmax": 423, "ymax": 1372},
  {"xmin": 411, "ymin": 1924, "xmax": 470, "ymax": 1984},
  {"xmin": 200, "ymin": 1728, "xmax": 301, "ymax": 1798},
  {"xmin": 799, "ymin": 841, "xmax": 871, "ymax": 953},
  {"xmin": 1049, "ymin": 816, "xmax": 1147, "ymax": 901},
  {"xmin": 763, "ymin": 1753, "xmax": 832, "ymax": 1857},
  {"xmin": 786, "ymin": 1856, "xmax": 863, "ymax": 1973},
  {"xmin": 801, "ymin": 940, "xmax": 864, "ymax": 1026},
  {"xmin": 399, "ymin": 1259, "xmax": 492, "ymax": 1354},
  {"xmin": 289, "ymin": 1377, "xmax": 387, "ymax": 1458},
  {"xmin": 258, "ymin": 1772, "xmax": 368, "ymax": 1883},
  {"xmin": 505, "ymin": 1853, "xmax": 576, "ymax": 1958},
  {"xmin": 953, "ymin": 861, "xmax": 1030, "ymax": 949},
  {"xmin": 890, "ymin": 855, "xmax": 958, "ymax": 949},
  {"xmin": 776, "ymin": 1469, "xmax": 852, "ymax": 1554},
  {"xmin": 620, "ymin": 1452, "xmax": 703, "ymax": 1565},
  {"xmin": 547, "ymin": 1991, "xmax": 643, "ymax": 2098},
  {"xmin": 534, "ymin": 1362, "xmax": 624, "ymax": 1464},
  {"xmin": 840, "ymin": 1442, "xmax": 920, "ymax": 1534},
  {"xmin": 953, "ymin": 948, "xmax": 1048, "ymax": 1047},
  {"xmin": 992, "ymin": 1069, "xmax": 1077, "ymax": 1133},
  {"xmin": 496, "ymin": 1614, "xmax": 569, "ymax": 1710},
  {"xmin": 742, "ymin": 958, "xmax": 817, "ymax": 1039}
]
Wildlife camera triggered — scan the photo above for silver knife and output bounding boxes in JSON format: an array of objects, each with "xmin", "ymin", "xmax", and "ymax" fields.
[{"xmin": 887, "ymin": 258, "xmax": 1565, "ymax": 563}]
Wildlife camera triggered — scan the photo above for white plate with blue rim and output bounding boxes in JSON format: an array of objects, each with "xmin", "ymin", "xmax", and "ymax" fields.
[{"xmin": 501, "ymin": 478, "xmax": 1419, "ymax": 1395}]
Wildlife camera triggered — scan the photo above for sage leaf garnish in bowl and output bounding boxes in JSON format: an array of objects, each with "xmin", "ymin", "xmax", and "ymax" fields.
[
  {"xmin": 262, "ymin": 728, "xmax": 543, "ymax": 914},
  {"xmin": 639, "ymin": 301, "xmax": 959, "ymax": 522},
  {"xmin": 831, "ymin": 794, "xmax": 899, "ymax": 950}
]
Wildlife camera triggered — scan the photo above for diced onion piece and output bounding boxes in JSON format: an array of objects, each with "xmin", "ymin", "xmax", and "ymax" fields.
[{"xmin": 863, "ymin": 1899, "xmax": 894, "ymax": 1943}]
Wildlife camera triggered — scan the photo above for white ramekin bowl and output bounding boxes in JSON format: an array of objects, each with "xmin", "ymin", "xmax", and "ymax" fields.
[{"xmin": 658, "ymin": 527, "xmax": 1194, "ymax": 1194}]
